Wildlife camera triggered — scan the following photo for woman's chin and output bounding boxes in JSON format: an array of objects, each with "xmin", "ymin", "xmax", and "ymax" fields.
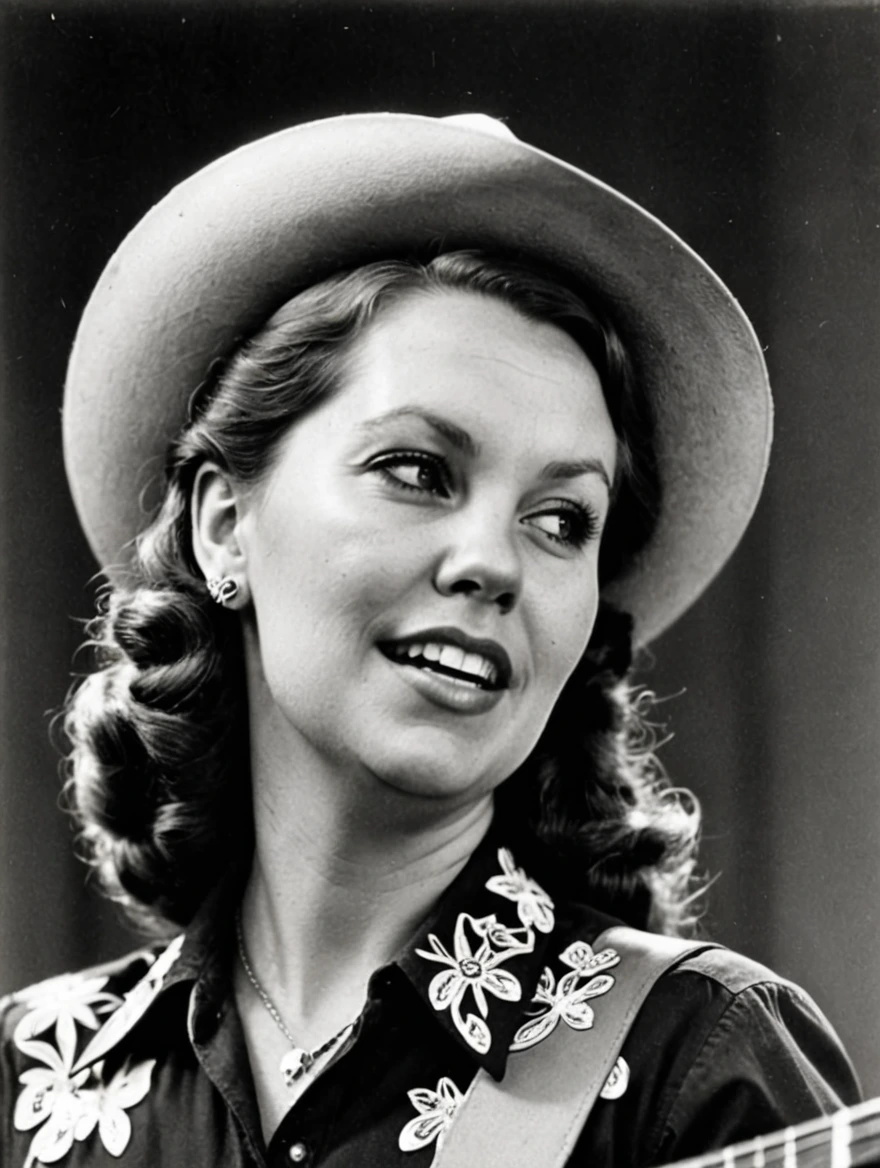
[
  {"xmin": 364, "ymin": 742, "xmax": 507, "ymax": 805},
  {"xmin": 352, "ymin": 714, "xmax": 534, "ymax": 807}
]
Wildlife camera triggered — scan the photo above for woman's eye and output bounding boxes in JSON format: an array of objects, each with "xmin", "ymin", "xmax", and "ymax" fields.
[
  {"xmin": 526, "ymin": 505, "xmax": 600, "ymax": 549},
  {"xmin": 372, "ymin": 452, "xmax": 451, "ymax": 497}
]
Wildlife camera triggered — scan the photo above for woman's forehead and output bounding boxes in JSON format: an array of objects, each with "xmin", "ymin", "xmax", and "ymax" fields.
[
  {"xmin": 334, "ymin": 290, "xmax": 617, "ymax": 469},
  {"xmin": 357, "ymin": 287, "xmax": 592, "ymax": 379}
]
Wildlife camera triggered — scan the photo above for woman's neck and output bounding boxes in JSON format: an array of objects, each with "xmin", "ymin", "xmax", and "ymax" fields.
[{"xmin": 238, "ymin": 731, "xmax": 494, "ymax": 1046}]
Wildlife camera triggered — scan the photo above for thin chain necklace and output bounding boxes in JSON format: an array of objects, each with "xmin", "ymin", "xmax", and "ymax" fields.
[{"xmin": 235, "ymin": 910, "xmax": 356, "ymax": 1089}]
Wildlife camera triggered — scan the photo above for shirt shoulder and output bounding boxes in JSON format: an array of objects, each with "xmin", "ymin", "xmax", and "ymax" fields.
[
  {"xmin": 626, "ymin": 945, "xmax": 861, "ymax": 1164},
  {"xmin": 556, "ymin": 918, "xmax": 861, "ymax": 1167},
  {"xmin": 671, "ymin": 942, "xmax": 797, "ymax": 994},
  {"xmin": 653, "ymin": 940, "xmax": 859, "ymax": 1108}
]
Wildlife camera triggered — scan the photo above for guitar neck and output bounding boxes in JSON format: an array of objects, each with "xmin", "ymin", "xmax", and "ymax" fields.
[{"xmin": 664, "ymin": 1098, "xmax": 880, "ymax": 1168}]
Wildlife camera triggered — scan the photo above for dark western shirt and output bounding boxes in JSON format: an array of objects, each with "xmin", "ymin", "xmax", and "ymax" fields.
[{"xmin": 0, "ymin": 825, "xmax": 860, "ymax": 1168}]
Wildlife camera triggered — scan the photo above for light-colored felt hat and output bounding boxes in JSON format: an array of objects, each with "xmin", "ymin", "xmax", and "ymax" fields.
[{"xmin": 63, "ymin": 112, "xmax": 772, "ymax": 646}]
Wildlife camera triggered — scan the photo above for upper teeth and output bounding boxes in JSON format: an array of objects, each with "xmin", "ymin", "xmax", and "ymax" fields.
[{"xmin": 401, "ymin": 642, "xmax": 498, "ymax": 685}]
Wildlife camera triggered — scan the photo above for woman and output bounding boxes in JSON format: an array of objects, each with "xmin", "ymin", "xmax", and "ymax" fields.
[{"xmin": 0, "ymin": 114, "xmax": 860, "ymax": 1167}]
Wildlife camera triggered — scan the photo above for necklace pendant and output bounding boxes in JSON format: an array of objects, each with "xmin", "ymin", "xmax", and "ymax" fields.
[{"xmin": 280, "ymin": 1048, "xmax": 314, "ymax": 1087}]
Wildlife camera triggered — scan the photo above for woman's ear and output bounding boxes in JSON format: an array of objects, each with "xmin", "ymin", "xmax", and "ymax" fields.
[{"xmin": 191, "ymin": 462, "xmax": 249, "ymax": 607}]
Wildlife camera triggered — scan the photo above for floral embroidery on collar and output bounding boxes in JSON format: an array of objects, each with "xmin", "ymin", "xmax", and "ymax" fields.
[
  {"xmin": 413, "ymin": 847, "xmax": 555, "ymax": 1058},
  {"xmin": 71, "ymin": 934, "xmax": 184, "ymax": 1074},
  {"xmin": 510, "ymin": 940, "xmax": 619, "ymax": 1052},
  {"xmin": 398, "ymin": 1075, "xmax": 464, "ymax": 1155},
  {"xmin": 11, "ymin": 966, "xmax": 160, "ymax": 1166},
  {"xmin": 416, "ymin": 913, "xmax": 534, "ymax": 1055},
  {"xmin": 485, "ymin": 847, "xmax": 555, "ymax": 933}
]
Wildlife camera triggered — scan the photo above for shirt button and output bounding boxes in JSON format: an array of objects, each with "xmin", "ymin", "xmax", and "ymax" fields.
[{"xmin": 288, "ymin": 1143, "xmax": 308, "ymax": 1163}]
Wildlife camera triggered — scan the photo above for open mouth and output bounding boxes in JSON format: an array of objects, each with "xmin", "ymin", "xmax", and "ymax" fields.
[{"xmin": 379, "ymin": 633, "xmax": 511, "ymax": 693}]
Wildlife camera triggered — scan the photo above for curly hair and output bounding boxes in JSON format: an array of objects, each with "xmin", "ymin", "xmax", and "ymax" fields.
[{"xmin": 62, "ymin": 249, "xmax": 700, "ymax": 938}]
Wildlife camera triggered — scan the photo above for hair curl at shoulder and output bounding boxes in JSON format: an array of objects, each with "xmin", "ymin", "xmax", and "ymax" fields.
[
  {"xmin": 63, "ymin": 575, "xmax": 250, "ymax": 937},
  {"xmin": 61, "ymin": 249, "xmax": 702, "ymax": 937}
]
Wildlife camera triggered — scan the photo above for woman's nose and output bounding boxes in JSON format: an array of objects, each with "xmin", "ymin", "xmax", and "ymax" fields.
[{"xmin": 433, "ymin": 508, "xmax": 523, "ymax": 615}]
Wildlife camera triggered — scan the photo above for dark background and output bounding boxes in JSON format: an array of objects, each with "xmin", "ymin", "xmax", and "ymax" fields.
[{"xmin": 2, "ymin": 0, "xmax": 879, "ymax": 1093}]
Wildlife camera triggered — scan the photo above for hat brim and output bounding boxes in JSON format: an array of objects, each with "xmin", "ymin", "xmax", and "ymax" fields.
[{"xmin": 63, "ymin": 112, "xmax": 771, "ymax": 645}]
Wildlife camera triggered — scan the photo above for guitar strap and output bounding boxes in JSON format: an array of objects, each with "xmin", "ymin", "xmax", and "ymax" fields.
[{"xmin": 432, "ymin": 925, "xmax": 720, "ymax": 1168}]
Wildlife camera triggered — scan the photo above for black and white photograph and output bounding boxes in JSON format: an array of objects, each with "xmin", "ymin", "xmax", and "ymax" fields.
[{"xmin": 1, "ymin": 2, "xmax": 879, "ymax": 1165}]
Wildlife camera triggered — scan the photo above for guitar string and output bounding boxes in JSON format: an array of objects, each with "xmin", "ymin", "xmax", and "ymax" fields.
[
  {"xmin": 690, "ymin": 1129, "xmax": 880, "ymax": 1168},
  {"xmin": 667, "ymin": 1110, "xmax": 880, "ymax": 1168}
]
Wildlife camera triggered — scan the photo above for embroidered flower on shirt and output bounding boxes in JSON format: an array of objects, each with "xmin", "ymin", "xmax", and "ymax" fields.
[
  {"xmin": 12, "ymin": 975, "xmax": 123, "ymax": 1074},
  {"xmin": 599, "ymin": 1055, "xmax": 630, "ymax": 1100},
  {"xmin": 485, "ymin": 848, "xmax": 555, "ymax": 933},
  {"xmin": 510, "ymin": 941, "xmax": 619, "ymax": 1052},
  {"xmin": 68, "ymin": 1058, "xmax": 155, "ymax": 1156},
  {"xmin": 10, "ymin": 941, "xmax": 175, "ymax": 1164},
  {"xmin": 416, "ymin": 913, "xmax": 534, "ymax": 1054},
  {"xmin": 398, "ymin": 1075, "xmax": 464, "ymax": 1154},
  {"xmin": 14, "ymin": 1039, "xmax": 91, "ymax": 1168},
  {"xmin": 14, "ymin": 1029, "xmax": 155, "ymax": 1167},
  {"xmin": 558, "ymin": 941, "xmax": 620, "ymax": 979}
]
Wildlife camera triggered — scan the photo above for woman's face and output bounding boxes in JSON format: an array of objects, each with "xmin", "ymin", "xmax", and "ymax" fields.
[{"xmin": 234, "ymin": 289, "xmax": 617, "ymax": 807}]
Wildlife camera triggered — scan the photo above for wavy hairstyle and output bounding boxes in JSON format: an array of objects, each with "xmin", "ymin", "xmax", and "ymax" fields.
[{"xmin": 62, "ymin": 250, "xmax": 701, "ymax": 937}]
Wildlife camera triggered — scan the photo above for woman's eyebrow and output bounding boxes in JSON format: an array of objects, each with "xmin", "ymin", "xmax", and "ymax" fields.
[
  {"xmin": 540, "ymin": 458, "xmax": 612, "ymax": 492},
  {"xmin": 357, "ymin": 407, "xmax": 479, "ymax": 457}
]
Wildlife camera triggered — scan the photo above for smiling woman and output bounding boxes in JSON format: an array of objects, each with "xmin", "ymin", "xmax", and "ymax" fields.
[
  {"xmin": 206, "ymin": 275, "xmax": 618, "ymax": 800},
  {"xmin": 0, "ymin": 115, "xmax": 859, "ymax": 1168}
]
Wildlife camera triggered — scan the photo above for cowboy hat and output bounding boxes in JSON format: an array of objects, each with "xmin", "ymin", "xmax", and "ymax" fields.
[{"xmin": 62, "ymin": 112, "xmax": 771, "ymax": 645}]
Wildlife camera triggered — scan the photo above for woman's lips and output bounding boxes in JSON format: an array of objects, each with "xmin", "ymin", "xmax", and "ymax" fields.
[
  {"xmin": 378, "ymin": 627, "xmax": 514, "ymax": 715},
  {"xmin": 378, "ymin": 627, "xmax": 513, "ymax": 691},
  {"xmin": 381, "ymin": 647, "xmax": 509, "ymax": 715}
]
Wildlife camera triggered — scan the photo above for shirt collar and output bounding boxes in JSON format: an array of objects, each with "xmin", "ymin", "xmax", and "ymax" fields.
[
  {"xmin": 72, "ymin": 823, "xmax": 565, "ymax": 1083},
  {"xmin": 397, "ymin": 823, "xmax": 557, "ymax": 1080},
  {"xmin": 70, "ymin": 878, "xmax": 239, "ymax": 1075}
]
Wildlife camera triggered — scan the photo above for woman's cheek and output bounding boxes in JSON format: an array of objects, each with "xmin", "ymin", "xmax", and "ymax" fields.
[{"xmin": 537, "ymin": 583, "xmax": 599, "ymax": 688}]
